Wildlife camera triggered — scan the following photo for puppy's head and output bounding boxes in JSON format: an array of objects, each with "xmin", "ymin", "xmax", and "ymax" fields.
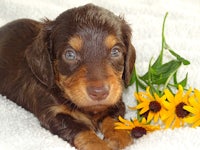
[{"xmin": 26, "ymin": 4, "xmax": 135, "ymax": 113}]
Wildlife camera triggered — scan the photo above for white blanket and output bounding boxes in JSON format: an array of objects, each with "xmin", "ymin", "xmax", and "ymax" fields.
[{"xmin": 0, "ymin": 0, "xmax": 200, "ymax": 149}]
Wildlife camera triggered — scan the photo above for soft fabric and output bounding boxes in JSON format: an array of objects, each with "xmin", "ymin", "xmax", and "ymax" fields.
[{"xmin": 0, "ymin": 0, "xmax": 200, "ymax": 149}]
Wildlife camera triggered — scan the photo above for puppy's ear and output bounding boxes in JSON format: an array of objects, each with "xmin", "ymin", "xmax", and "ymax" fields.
[
  {"xmin": 26, "ymin": 21, "xmax": 54, "ymax": 88},
  {"xmin": 121, "ymin": 21, "xmax": 136, "ymax": 87}
]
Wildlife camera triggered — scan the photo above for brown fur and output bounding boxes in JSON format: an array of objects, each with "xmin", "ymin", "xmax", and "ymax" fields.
[{"xmin": 0, "ymin": 4, "xmax": 135, "ymax": 150}]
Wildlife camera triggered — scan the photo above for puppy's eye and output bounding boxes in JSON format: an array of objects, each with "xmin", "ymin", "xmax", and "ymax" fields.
[
  {"xmin": 110, "ymin": 46, "xmax": 121, "ymax": 58},
  {"xmin": 65, "ymin": 49, "xmax": 76, "ymax": 61}
]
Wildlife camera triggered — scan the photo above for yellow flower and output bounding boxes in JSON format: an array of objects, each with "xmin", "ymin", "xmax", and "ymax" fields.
[
  {"xmin": 115, "ymin": 116, "xmax": 135, "ymax": 130},
  {"xmin": 162, "ymin": 85, "xmax": 192, "ymax": 129},
  {"xmin": 184, "ymin": 89, "xmax": 200, "ymax": 127},
  {"xmin": 115, "ymin": 116, "xmax": 160, "ymax": 138},
  {"xmin": 133, "ymin": 87, "xmax": 167, "ymax": 123}
]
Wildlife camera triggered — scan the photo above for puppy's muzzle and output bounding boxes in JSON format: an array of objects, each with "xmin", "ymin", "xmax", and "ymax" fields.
[{"xmin": 87, "ymin": 85, "xmax": 110, "ymax": 101}]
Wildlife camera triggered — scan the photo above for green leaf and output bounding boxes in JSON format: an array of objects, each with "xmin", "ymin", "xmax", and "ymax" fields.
[
  {"xmin": 141, "ymin": 60, "xmax": 182, "ymax": 85},
  {"xmin": 129, "ymin": 70, "xmax": 136, "ymax": 86},
  {"xmin": 166, "ymin": 46, "xmax": 190, "ymax": 65},
  {"xmin": 137, "ymin": 78, "xmax": 147, "ymax": 91},
  {"xmin": 177, "ymin": 73, "xmax": 188, "ymax": 88},
  {"xmin": 151, "ymin": 51, "xmax": 163, "ymax": 70},
  {"xmin": 151, "ymin": 60, "xmax": 181, "ymax": 75},
  {"xmin": 140, "ymin": 56, "xmax": 162, "ymax": 82},
  {"xmin": 162, "ymin": 64, "xmax": 181, "ymax": 94},
  {"xmin": 153, "ymin": 62, "xmax": 181, "ymax": 84},
  {"xmin": 131, "ymin": 12, "xmax": 190, "ymax": 97},
  {"xmin": 129, "ymin": 67, "xmax": 147, "ymax": 92},
  {"xmin": 173, "ymin": 71, "xmax": 178, "ymax": 85}
]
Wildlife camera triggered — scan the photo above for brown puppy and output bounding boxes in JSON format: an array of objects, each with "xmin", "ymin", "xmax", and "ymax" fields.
[{"xmin": 0, "ymin": 4, "xmax": 135, "ymax": 150}]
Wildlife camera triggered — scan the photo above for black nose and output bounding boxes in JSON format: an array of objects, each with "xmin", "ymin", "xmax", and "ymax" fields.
[{"xmin": 87, "ymin": 85, "xmax": 109, "ymax": 101}]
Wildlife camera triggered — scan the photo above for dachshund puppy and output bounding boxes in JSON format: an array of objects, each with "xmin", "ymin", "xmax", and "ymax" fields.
[{"xmin": 0, "ymin": 4, "xmax": 135, "ymax": 150}]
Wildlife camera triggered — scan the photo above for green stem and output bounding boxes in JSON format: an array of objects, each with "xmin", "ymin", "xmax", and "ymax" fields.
[
  {"xmin": 162, "ymin": 12, "xmax": 168, "ymax": 51},
  {"xmin": 147, "ymin": 58, "xmax": 160, "ymax": 96}
]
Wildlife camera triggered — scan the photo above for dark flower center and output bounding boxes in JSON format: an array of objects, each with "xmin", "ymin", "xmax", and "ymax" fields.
[
  {"xmin": 131, "ymin": 127, "xmax": 147, "ymax": 139},
  {"xmin": 176, "ymin": 102, "xmax": 190, "ymax": 118},
  {"xmin": 149, "ymin": 101, "xmax": 161, "ymax": 113}
]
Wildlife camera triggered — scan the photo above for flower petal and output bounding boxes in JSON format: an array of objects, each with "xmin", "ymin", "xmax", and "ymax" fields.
[
  {"xmin": 139, "ymin": 106, "xmax": 149, "ymax": 114},
  {"xmin": 175, "ymin": 86, "xmax": 183, "ymax": 104},
  {"xmin": 162, "ymin": 111, "xmax": 173, "ymax": 120},
  {"xmin": 162, "ymin": 100, "xmax": 174, "ymax": 110},
  {"xmin": 194, "ymin": 89, "xmax": 200, "ymax": 99},
  {"xmin": 134, "ymin": 92, "xmax": 141, "ymax": 102},
  {"xmin": 147, "ymin": 111, "xmax": 154, "ymax": 122},
  {"xmin": 184, "ymin": 116, "xmax": 199, "ymax": 124},
  {"xmin": 146, "ymin": 86, "xmax": 155, "ymax": 101},
  {"xmin": 153, "ymin": 112, "xmax": 160, "ymax": 123},
  {"xmin": 141, "ymin": 118, "xmax": 147, "ymax": 124},
  {"xmin": 183, "ymin": 105, "xmax": 199, "ymax": 114},
  {"xmin": 128, "ymin": 106, "xmax": 137, "ymax": 110},
  {"xmin": 115, "ymin": 125, "xmax": 133, "ymax": 130},
  {"xmin": 136, "ymin": 101, "xmax": 149, "ymax": 109},
  {"xmin": 192, "ymin": 119, "xmax": 200, "ymax": 128},
  {"xmin": 165, "ymin": 115, "xmax": 175, "ymax": 128},
  {"xmin": 183, "ymin": 87, "xmax": 192, "ymax": 102},
  {"xmin": 189, "ymin": 96, "xmax": 199, "ymax": 107},
  {"xmin": 154, "ymin": 93, "xmax": 166, "ymax": 104},
  {"xmin": 173, "ymin": 116, "xmax": 181, "ymax": 129},
  {"xmin": 164, "ymin": 89, "xmax": 174, "ymax": 103},
  {"xmin": 160, "ymin": 109, "xmax": 167, "ymax": 120}
]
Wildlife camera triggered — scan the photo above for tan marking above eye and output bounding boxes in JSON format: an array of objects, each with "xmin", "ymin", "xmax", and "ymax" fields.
[
  {"xmin": 68, "ymin": 35, "xmax": 83, "ymax": 51},
  {"xmin": 104, "ymin": 35, "xmax": 118, "ymax": 49}
]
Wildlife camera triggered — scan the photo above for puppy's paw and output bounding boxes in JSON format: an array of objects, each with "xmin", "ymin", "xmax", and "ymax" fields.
[
  {"xmin": 101, "ymin": 117, "xmax": 133, "ymax": 150},
  {"xmin": 78, "ymin": 141, "xmax": 112, "ymax": 150},
  {"xmin": 74, "ymin": 131, "xmax": 111, "ymax": 150},
  {"xmin": 104, "ymin": 129, "xmax": 133, "ymax": 150}
]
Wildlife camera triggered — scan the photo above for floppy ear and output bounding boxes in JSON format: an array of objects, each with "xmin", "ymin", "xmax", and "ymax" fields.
[
  {"xmin": 25, "ymin": 22, "xmax": 54, "ymax": 88},
  {"xmin": 121, "ymin": 21, "xmax": 136, "ymax": 87}
]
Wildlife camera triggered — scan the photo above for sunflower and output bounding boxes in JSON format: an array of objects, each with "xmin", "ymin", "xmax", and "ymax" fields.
[
  {"xmin": 115, "ymin": 116, "xmax": 160, "ymax": 138},
  {"xmin": 162, "ymin": 85, "xmax": 192, "ymax": 129},
  {"xmin": 184, "ymin": 89, "xmax": 200, "ymax": 127},
  {"xmin": 132, "ymin": 86, "xmax": 167, "ymax": 123}
]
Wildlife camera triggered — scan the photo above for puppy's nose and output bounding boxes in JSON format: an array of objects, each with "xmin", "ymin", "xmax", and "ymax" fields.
[{"xmin": 87, "ymin": 85, "xmax": 109, "ymax": 101}]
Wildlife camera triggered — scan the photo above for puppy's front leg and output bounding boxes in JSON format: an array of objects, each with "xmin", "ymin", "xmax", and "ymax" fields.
[
  {"xmin": 40, "ymin": 113, "xmax": 111, "ymax": 150},
  {"xmin": 100, "ymin": 117, "xmax": 133, "ymax": 150}
]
